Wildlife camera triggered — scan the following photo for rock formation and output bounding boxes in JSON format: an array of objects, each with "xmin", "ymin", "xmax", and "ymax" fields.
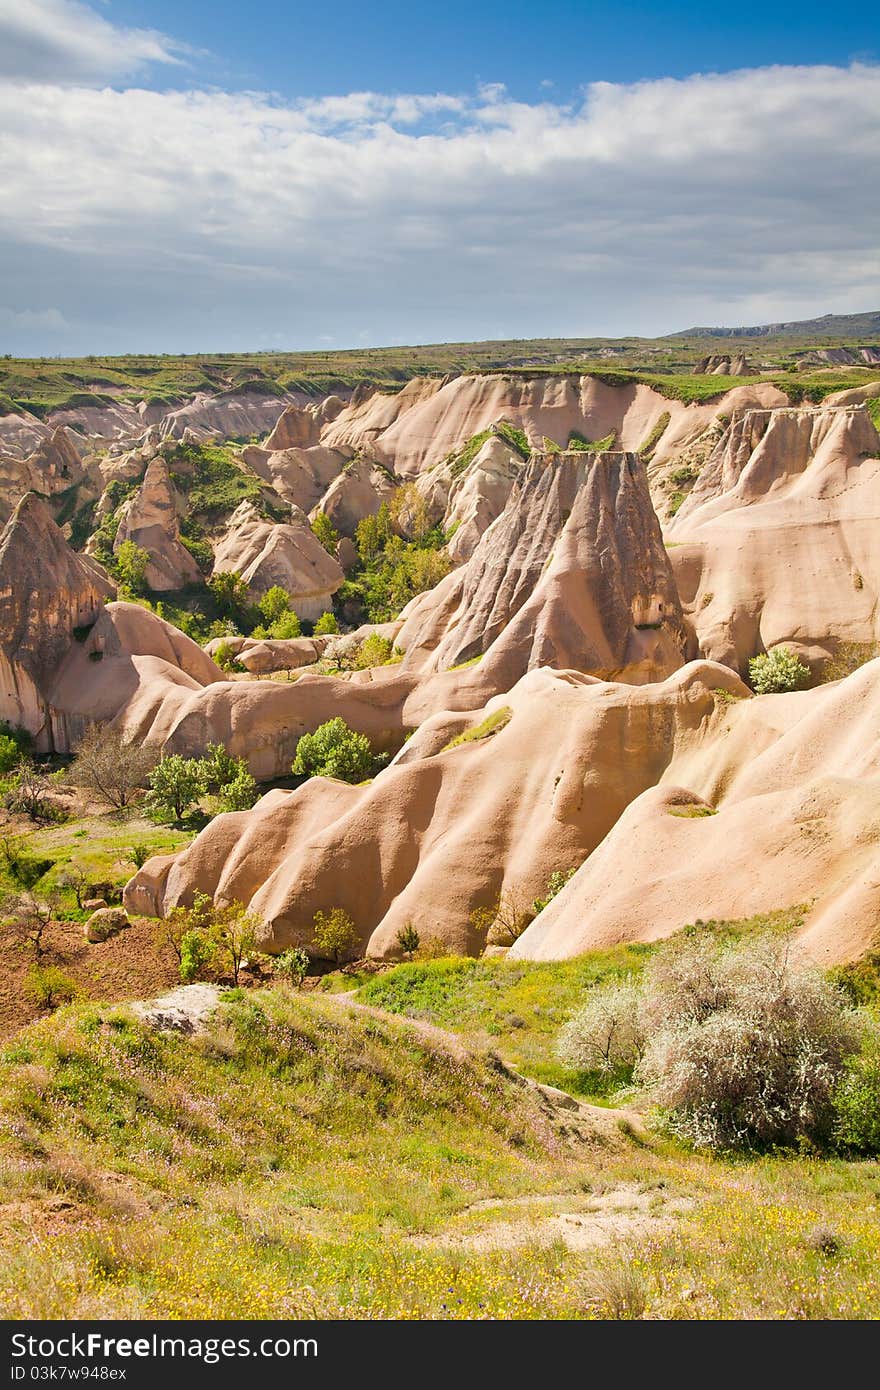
[
  {"xmin": 398, "ymin": 449, "xmax": 686, "ymax": 688},
  {"xmin": 113, "ymin": 457, "xmax": 202, "ymax": 591},
  {"xmin": 211, "ymin": 501, "xmax": 343, "ymax": 618},
  {"xmin": 693, "ymin": 354, "xmax": 753, "ymax": 375},
  {"xmin": 0, "ymin": 494, "xmax": 115, "ymax": 747},
  {"xmin": 511, "ymin": 656, "xmax": 880, "ymax": 966},
  {"xmin": 667, "ymin": 404, "xmax": 880, "ymax": 674}
]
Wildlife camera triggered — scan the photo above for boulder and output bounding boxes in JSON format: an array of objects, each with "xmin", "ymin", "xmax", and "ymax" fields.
[{"xmin": 84, "ymin": 906, "xmax": 129, "ymax": 943}]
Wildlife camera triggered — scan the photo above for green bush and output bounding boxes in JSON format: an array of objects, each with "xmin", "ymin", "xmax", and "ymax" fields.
[
  {"xmin": 179, "ymin": 929, "xmax": 216, "ymax": 984},
  {"xmin": 292, "ymin": 718, "xmax": 374, "ymax": 783},
  {"xmin": 24, "ymin": 964, "xmax": 81, "ymax": 1009},
  {"xmin": 354, "ymin": 633, "xmax": 395, "ymax": 668},
  {"xmin": 313, "ymin": 610, "xmax": 339, "ymax": 636},
  {"xmin": 749, "ymin": 646, "xmax": 811, "ymax": 694},
  {"xmin": 0, "ymin": 734, "xmax": 21, "ymax": 775},
  {"xmin": 833, "ymin": 1046, "xmax": 880, "ymax": 1154},
  {"xmin": 216, "ymin": 768, "xmax": 258, "ymax": 812}
]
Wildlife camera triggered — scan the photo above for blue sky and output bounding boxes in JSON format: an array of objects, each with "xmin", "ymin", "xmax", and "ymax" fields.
[
  {"xmin": 108, "ymin": 1, "xmax": 875, "ymax": 101},
  {"xmin": 0, "ymin": 1, "xmax": 878, "ymax": 355}
]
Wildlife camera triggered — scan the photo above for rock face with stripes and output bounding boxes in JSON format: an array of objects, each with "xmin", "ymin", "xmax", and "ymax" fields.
[
  {"xmin": 398, "ymin": 448, "xmax": 686, "ymax": 688},
  {"xmin": 667, "ymin": 404, "xmax": 880, "ymax": 676}
]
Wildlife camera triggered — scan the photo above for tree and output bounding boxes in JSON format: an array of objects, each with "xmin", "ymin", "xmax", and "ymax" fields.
[
  {"xmin": 311, "ymin": 513, "xmax": 338, "ymax": 555},
  {"xmin": 210, "ymin": 901, "xmax": 260, "ymax": 985},
  {"xmin": 396, "ymin": 923, "xmax": 420, "ymax": 958},
  {"xmin": 267, "ymin": 610, "xmax": 301, "ymax": 640},
  {"xmin": 2, "ymin": 889, "xmax": 60, "ymax": 957},
  {"xmin": 749, "ymin": 646, "xmax": 811, "ymax": 694},
  {"xmin": 198, "ymin": 744, "xmax": 258, "ymax": 812},
  {"xmin": 217, "ymin": 767, "xmax": 258, "ymax": 812},
  {"xmin": 258, "ymin": 586, "xmax": 293, "ymax": 626},
  {"xmin": 311, "ymin": 907, "xmax": 359, "ymax": 964},
  {"xmin": 355, "ymin": 502, "xmax": 392, "ymax": 562},
  {"xmin": 486, "ymin": 889, "xmax": 534, "ymax": 947},
  {"xmin": 179, "ymin": 928, "xmax": 216, "ymax": 983},
  {"xmin": 208, "ymin": 571, "xmax": 250, "ymax": 620},
  {"xmin": 56, "ymin": 862, "xmax": 89, "ymax": 909},
  {"xmin": 313, "ymin": 610, "xmax": 339, "ymax": 636},
  {"xmin": 292, "ymin": 718, "xmax": 373, "ymax": 784},
  {"xmin": 146, "ymin": 755, "xmax": 205, "ymax": 821},
  {"xmin": 389, "ymin": 483, "xmax": 432, "ymax": 543},
  {"xmin": 69, "ymin": 727, "xmax": 155, "ymax": 809},
  {"xmin": 114, "ymin": 540, "xmax": 150, "ymax": 594}
]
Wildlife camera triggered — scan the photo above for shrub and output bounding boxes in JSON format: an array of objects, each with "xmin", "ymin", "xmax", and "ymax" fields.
[
  {"xmin": 749, "ymin": 646, "xmax": 811, "ymax": 694},
  {"xmin": 1, "ymin": 889, "xmax": 60, "ymax": 956},
  {"xmin": 0, "ymin": 734, "xmax": 21, "ymax": 774},
  {"xmin": 69, "ymin": 727, "xmax": 155, "ymax": 809},
  {"xmin": 355, "ymin": 503, "xmax": 392, "ymax": 562},
  {"xmin": 213, "ymin": 640, "xmax": 240, "ymax": 672},
  {"xmin": 486, "ymin": 889, "xmax": 534, "ymax": 947},
  {"xmin": 292, "ymin": 718, "xmax": 373, "ymax": 783},
  {"xmin": 259, "ymin": 586, "xmax": 293, "ymax": 626},
  {"xmin": 311, "ymin": 907, "xmax": 359, "ymax": 964},
  {"xmin": 179, "ymin": 928, "xmax": 216, "ymax": 984},
  {"xmin": 637, "ymin": 935, "xmax": 862, "ymax": 1149},
  {"xmin": 146, "ymin": 755, "xmax": 205, "ymax": 821},
  {"xmin": 354, "ymin": 633, "xmax": 394, "ymax": 668},
  {"xmin": 23, "ymin": 964, "xmax": 81, "ymax": 1010},
  {"xmin": 833, "ymin": 1044, "xmax": 880, "ymax": 1154},
  {"xmin": 313, "ymin": 610, "xmax": 339, "ymax": 636},
  {"xmin": 396, "ymin": 923, "xmax": 421, "ymax": 958},
  {"xmin": 557, "ymin": 979, "xmax": 645, "ymax": 1074},
  {"xmin": 208, "ymin": 571, "xmax": 250, "ymax": 620},
  {"xmin": 129, "ymin": 843, "xmax": 152, "ymax": 870},
  {"xmin": 532, "ymin": 867, "xmax": 577, "ymax": 915},
  {"xmin": 4, "ymin": 760, "xmax": 56, "ymax": 823},
  {"xmin": 273, "ymin": 947, "xmax": 310, "ymax": 987},
  {"xmin": 267, "ymin": 610, "xmax": 301, "ymax": 640}
]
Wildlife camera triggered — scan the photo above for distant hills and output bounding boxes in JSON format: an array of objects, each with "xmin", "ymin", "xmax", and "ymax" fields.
[{"xmin": 673, "ymin": 310, "xmax": 880, "ymax": 340}]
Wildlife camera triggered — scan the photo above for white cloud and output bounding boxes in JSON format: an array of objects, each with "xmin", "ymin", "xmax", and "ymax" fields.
[
  {"xmin": 0, "ymin": 306, "xmax": 67, "ymax": 330},
  {"xmin": 0, "ymin": 0, "xmax": 184, "ymax": 84},
  {"xmin": 0, "ymin": 60, "xmax": 878, "ymax": 351}
]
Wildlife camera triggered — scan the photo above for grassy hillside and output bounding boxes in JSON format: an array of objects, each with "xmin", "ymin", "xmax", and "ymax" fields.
[
  {"xmin": 3, "ymin": 315, "xmax": 879, "ymax": 417},
  {"xmin": 2, "ymin": 976, "xmax": 880, "ymax": 1319}
]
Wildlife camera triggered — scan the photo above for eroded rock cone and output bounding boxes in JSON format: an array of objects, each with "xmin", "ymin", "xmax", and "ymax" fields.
[
  {"xmin": 399, "ymin": 449, "xmax": 686, "ymax": 686},
  {"xmin": 211, "ymin": 501, "xmax": 343, "ymax": 619},
  {"xmin": 0, "ymin": 493, "xmax": 115, "ymax": 745},
  {"xmin": 113, "ymin": 456, "xmax": 202, "ymax": 591}
]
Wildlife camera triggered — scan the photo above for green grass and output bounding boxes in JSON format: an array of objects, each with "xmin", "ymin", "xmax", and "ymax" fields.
[
  {"xmin": 357, "ymin": 950, "xmax": 651, "ymax": 1095},
  {"xmin": 567, "ymin": 429, "xmax": 617, "ymax": 452},
  {"xmin": 668, "ymin": 805, "xmax": 717, "ymax": 818},
  {"xmin": 637, "ymin": 411, "xmax": 671, "ymax": 459},
  {"xmin": 0, "ymin": 810, "xmax": 194, "ymax": 918},
  {"xmin": 445, "ymin": 422, "xmax": 531, "ymax": 479},
  {"xmin": 442, "ymin": 706, "xmax": 512, "ymax": 749},
  {"xmin": 0, "ymin": 989, "xmax": 592, "ymax": 1318}
]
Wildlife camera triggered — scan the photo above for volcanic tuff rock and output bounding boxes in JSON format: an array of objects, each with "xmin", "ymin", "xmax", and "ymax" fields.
[
  {"xmin": 113, "ymin": 457, "xmax": 202, "ymax": 591},
  {"xmin": 511, "ymin": 656, "xmax": 880, "ymax": 966},
  {"xmin": 122, "ymin": 661, "xmax": 747, "ymax": 957},
  {"xmin": 0, "ymin": 493, "xmax": 115, "ymax": 747},
  {"xmin": 667, "ymin": 404, "xmax": 880, "ymax": 674},
  {"xmin": 315, "ymin": 457, "xmax": 397, "ymax": 537},
  {"xmin": 211, "ymin": 501, "xmax": 343, "ymax": 618},
  {"xmin": 398, "ymin": 449, "xmax": 686, "ymax": 687},
  {"xmin": 693, "ymin": 354, "xmax": 753, "ymax": 375},
  {"xmin": 239, "ymin": 441, "xmax": 349, "ymax": 513}
]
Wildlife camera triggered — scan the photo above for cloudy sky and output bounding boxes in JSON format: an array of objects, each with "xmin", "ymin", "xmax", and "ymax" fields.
[{"xmin": 1, "ymin": 0, "xmax": 878, "ymax": 354}]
